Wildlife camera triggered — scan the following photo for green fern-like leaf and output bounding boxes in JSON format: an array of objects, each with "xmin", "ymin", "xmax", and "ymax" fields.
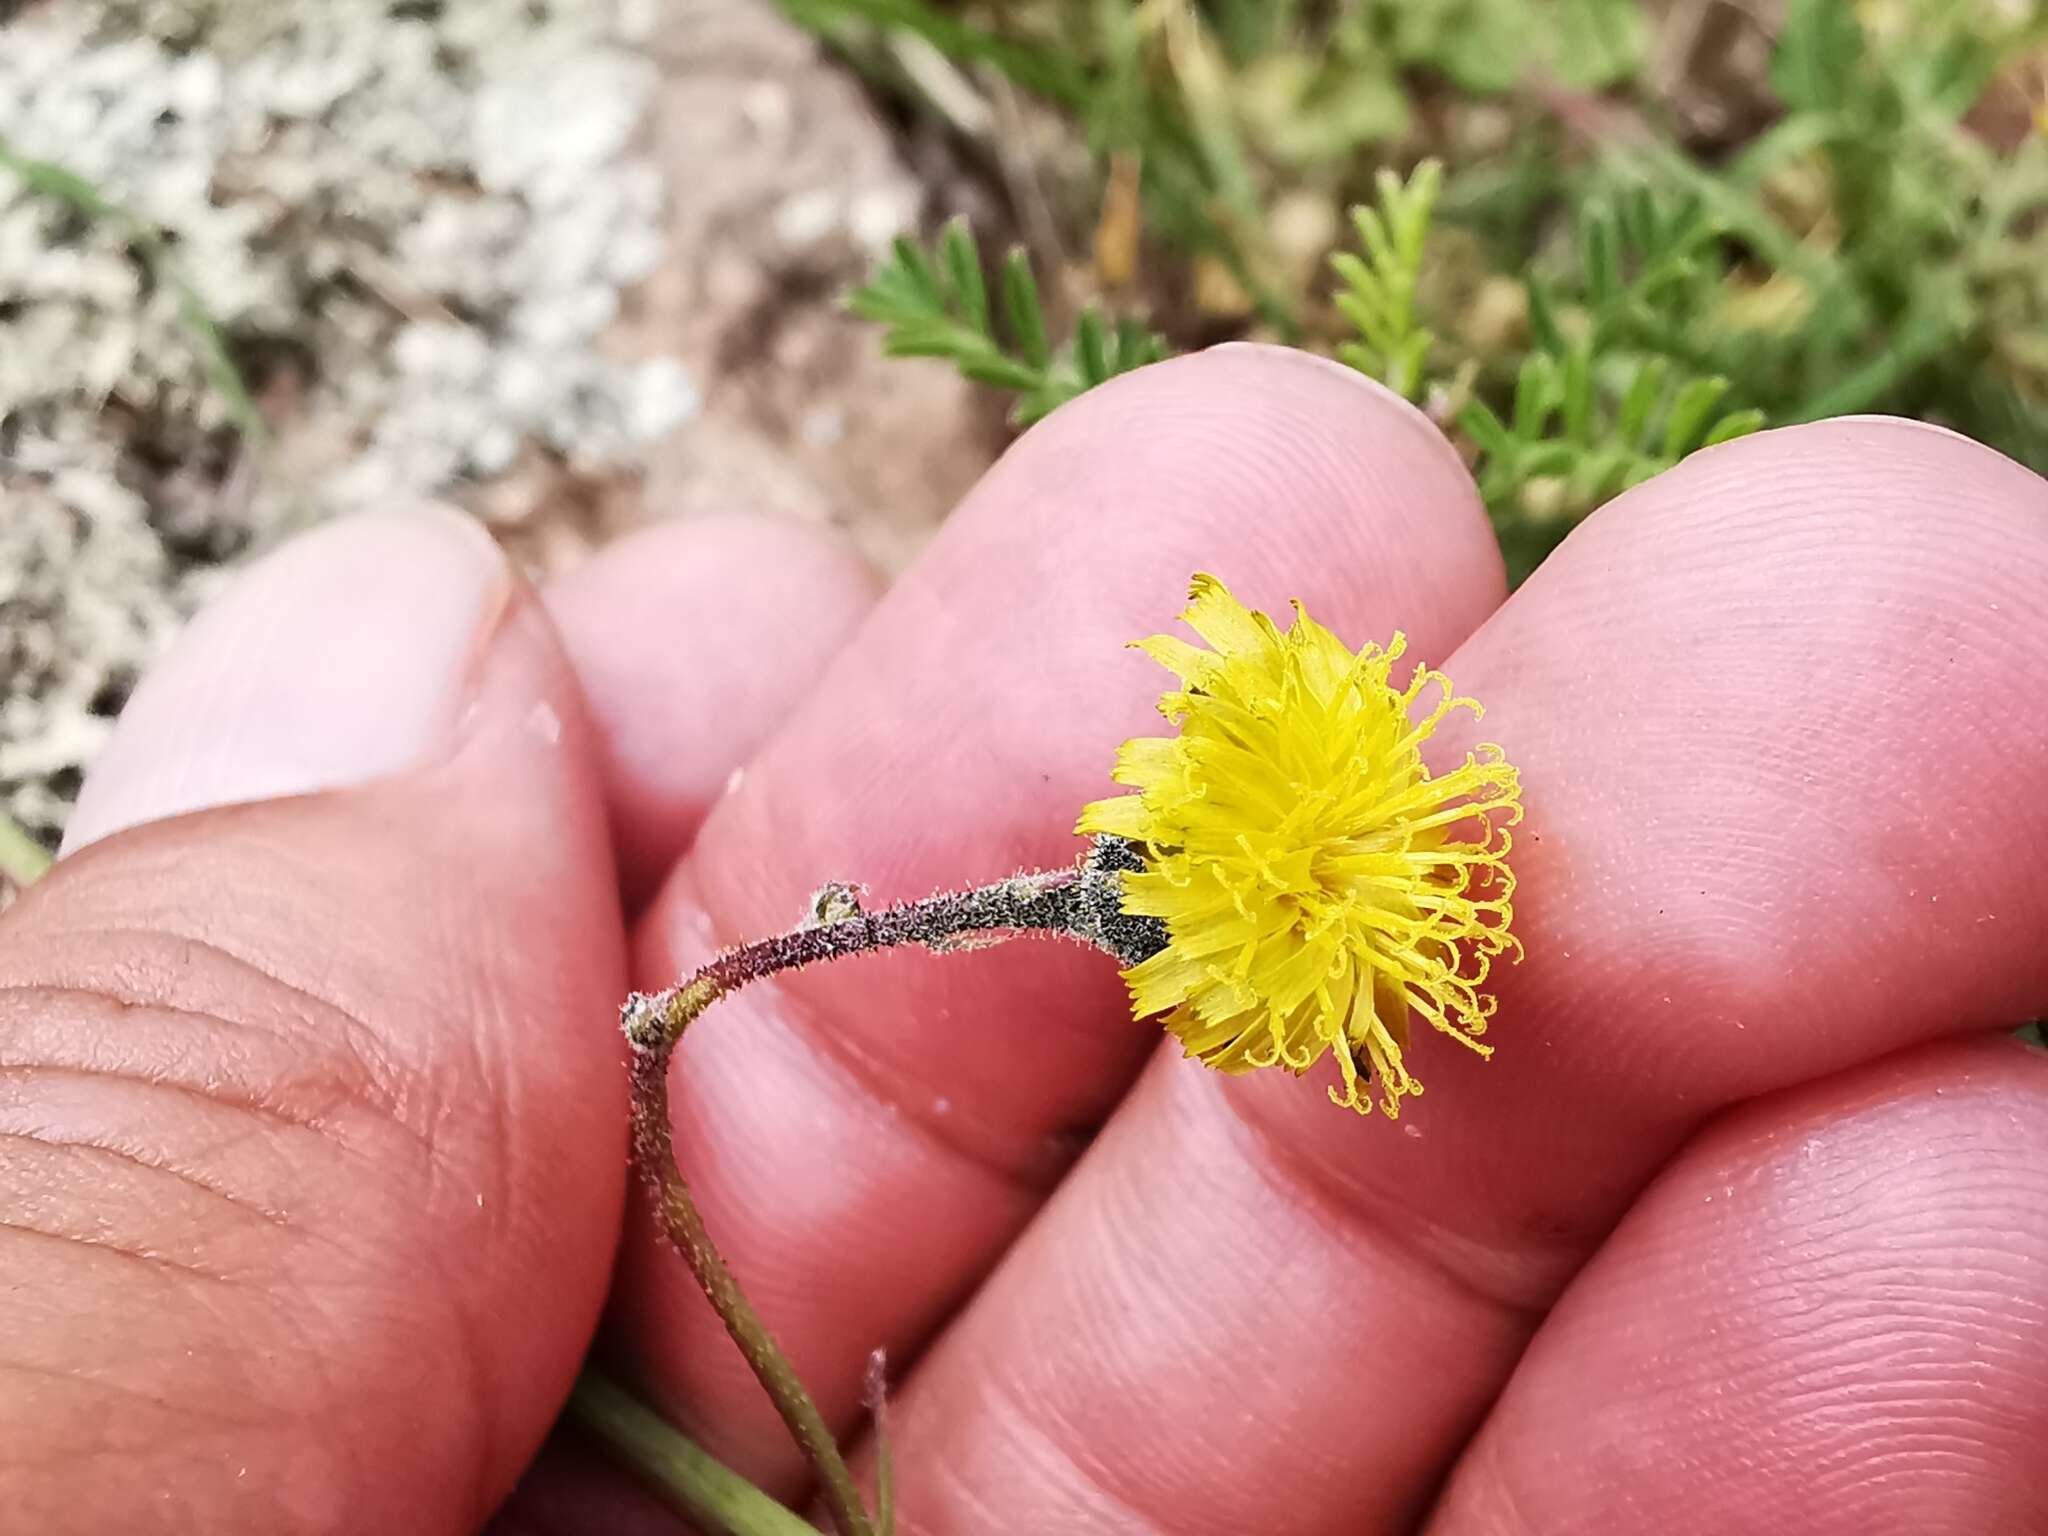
[
  {"xmin": 1546, "ymin": 183, "xmax": 1722, "ymax": 357},
  {"xmin": 1329, "ymin": 159, "xmax": 1443, "ymax": 400},
  {"xmin": 1450, "ymin": 179, "xmax": 1772, "ymax": 578},
  {"xmin": 848, "ymin": 218, "xmax": 1170, "ymax": 425},
  {"xmin": 1459, "ymin": 341, "xmax": 1763, "ymax": 579}
]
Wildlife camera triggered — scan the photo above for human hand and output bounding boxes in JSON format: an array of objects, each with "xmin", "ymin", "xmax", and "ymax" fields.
[{"xmin": 4, "ymin": 346, "xmax": 2045, "ymax": 1533}]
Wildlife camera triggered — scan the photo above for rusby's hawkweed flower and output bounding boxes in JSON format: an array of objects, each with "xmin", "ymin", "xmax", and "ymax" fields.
[
  {"xmin": 1078, "ymin": 575, "xmax": 1523, "ymax": 1117},
  {"xmin": 617, "ymin": 571, "xmax": 1527, "ymax": 1536}
]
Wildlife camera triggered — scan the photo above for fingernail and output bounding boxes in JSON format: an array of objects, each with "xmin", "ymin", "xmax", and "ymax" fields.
[{"xmin": 64, "ymin": 508, "xmax": 515, "ymax": 854}]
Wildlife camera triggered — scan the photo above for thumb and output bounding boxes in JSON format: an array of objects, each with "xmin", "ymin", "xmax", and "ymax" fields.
[{"xmin": 2, "ymin": 510, "xmax": 627, "ymax": 1532}]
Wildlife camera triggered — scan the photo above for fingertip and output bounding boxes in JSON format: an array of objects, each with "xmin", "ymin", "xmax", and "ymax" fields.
[
  {"xmin": 1203, "ymin": 340, "xmax": 1481, "ymax": 491},
  {"xmin": 64, "ymin": 505, "xmax": 516, "ymax": 856},
  {"xmin": 1821, "ymin": 410, "xmax": 2032, "ymax": 459},
  {"xmin": 991, "ymin": 343, "xmax": 1502, "ymax": 643},
  {"xmin": 547, "ymin": 514, "xmax": 881, "ymax": 902},
  {"xmin": 1374, "ymin": 405, "xmax": 2048, "ymax": 1297},
  {"xmin": 1526, "ymin": 413, "xmax": 2045, "ymax": 596},
  {"xmin": 1434, "ymin": 1037, "xmax": 2048, "ymax": 1536}
]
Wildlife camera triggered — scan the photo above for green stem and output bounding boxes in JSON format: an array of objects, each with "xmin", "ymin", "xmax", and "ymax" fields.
[
  {"xmin": 619, "ymin": 842, "xmax": 1161, "ymax": 1536},
  {"xmin": 0, "ymin": 815, "xmax": 53, "ymax": 889},
  {"xmin": 569, "ymin": 1370, "xmax": 818, "ymax": 1536}
]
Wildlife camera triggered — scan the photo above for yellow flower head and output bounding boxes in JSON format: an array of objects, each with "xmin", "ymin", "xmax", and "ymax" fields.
[{"xmin": 1077, "ymin": 575, "xmax": 1523, "ymax": 1118}]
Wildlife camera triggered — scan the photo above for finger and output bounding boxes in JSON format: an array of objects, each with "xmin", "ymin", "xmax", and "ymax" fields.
[
  {"xmin": 545, "ymin": 514, "xmax": 880, "ymax": 908},
  {"xmin": 2, "ymin": 510, "xmax": 626, "ymax": 1530},
  {"xmin": 616, "ymin": 345, "xmax": 1507, "ymax": 1490},
  {"xmin": 489, "ymin": 1433, "xmax": 692, "ymax": 1535},
  {"xmin": 1431, "ymin": 1036, "xmax": 2048, "ymax": 1534},
  {"xmin": 871, "ymin": 419, "xmax": 2048, "ymax": 1532}
]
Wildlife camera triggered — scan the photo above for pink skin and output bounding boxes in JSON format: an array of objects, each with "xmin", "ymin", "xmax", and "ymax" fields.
[
  {"xmin": 840, "ymin": 402, "xmax": 2048, "ymax": 1534},
  {"xmin": 1431, "ymin": 1037, "xmax": 2048, "ymax": 1535},
  {"xmin": 1, "ymin": 348, "xmax": 2044, "ymax": 1535},
  {"xmin": 546, "ymin": 514, "xmax": 881, "ymax": 910}
]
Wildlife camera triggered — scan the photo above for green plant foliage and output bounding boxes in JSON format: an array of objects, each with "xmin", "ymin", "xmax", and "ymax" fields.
[
  {"xmin": 847, "ymin": 218, "xmax": 1171, "ymax": 425},
  {"xmin": 1593, "ymin": 0, "xmax": 2048, "ymax": 460},
  {"xmin": 1454, "ymin": 183, "xmax": 1766, "ymax": 577},
  {"xmin": 1329, "ymin": 160, "xmax": 1442, "ymax": 400},
  {"xmin": 804, "ymin": 0, "xmax": 2048, "ymax": 581},
  {"xmin": 0, "ymin": 131, "xmax": 265, "ymax": 447},
  {"xmin": 1387, "ymin": 0, "xmax": 1644, "ymax": 94},
  {"xmin": 1459, "ymin": 347, "xmax": 1764, "ymax": 580},
  {"xmin": 1550, "ymin": 186, "xmax": 1723, "ymax": 355}
]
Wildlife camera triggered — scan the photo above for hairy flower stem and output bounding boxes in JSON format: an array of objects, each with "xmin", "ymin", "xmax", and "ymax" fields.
[
  {"xmin": 620, "ymin": 844, "xmax": 1163, "ymax": 1536},
  {"xmin": 624, "ymin": 1003, "xmax": 875, "ymax": 1536}
]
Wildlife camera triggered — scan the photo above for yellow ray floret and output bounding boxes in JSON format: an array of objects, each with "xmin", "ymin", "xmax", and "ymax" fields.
[{"xmin": 1077, "ymin": 574, "xmax": 1523, "ymax": 1118}]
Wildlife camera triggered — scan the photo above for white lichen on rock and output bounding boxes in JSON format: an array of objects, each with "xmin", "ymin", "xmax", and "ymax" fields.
[
  {"xmin": 0, "ymin": 0, "xmax": 697, "ymax": 844},
  {"xmin": 0, "ymin": 432, "xmax": 192, "ymax": 840}
]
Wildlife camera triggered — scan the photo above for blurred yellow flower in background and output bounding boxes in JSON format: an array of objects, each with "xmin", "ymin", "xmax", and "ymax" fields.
[{"xmin": 1079, "ymin": 575, "xmax": 1523, "ymax": 1118}]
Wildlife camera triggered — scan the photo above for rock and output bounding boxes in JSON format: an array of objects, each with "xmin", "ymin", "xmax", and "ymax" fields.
[
  {"xmin": 621, "ymin": 0, "xmax": 1005, "ymax": 575},
  {"xmin": 0, "ymin": 0, "xmax": 1003, "ymax": 845}
]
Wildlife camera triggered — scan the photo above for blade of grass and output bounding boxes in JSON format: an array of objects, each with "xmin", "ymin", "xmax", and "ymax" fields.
[
  {"xmin": 0, "ymin": 133, "xmax": 266, "ymax": 447},
  {"xmin": 773, "ymin": 0, "xmax": 1088, "ymax": 107},
  {"xmin": 569, "ymin": 1370, "xmax": 820, "ymax": 1536},
  {"xmin": 0, "ymin": 814, "xmax": 53, "ymax": 889}
]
